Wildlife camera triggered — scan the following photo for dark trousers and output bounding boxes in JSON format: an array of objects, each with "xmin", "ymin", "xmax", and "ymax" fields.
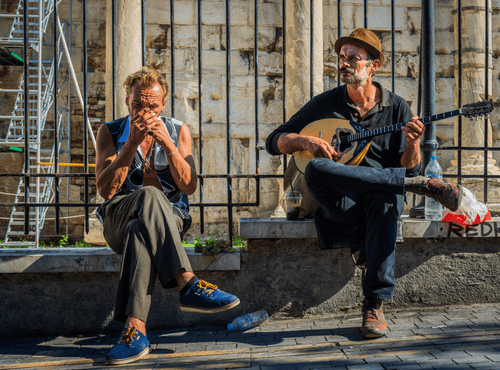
[
  {"xmin": 305, "ymin": 158, "xmax": 406, "ymax": 300},
  {"xmin": 100, "ymin": 186, "xmax": 193, "ymax": 323}
]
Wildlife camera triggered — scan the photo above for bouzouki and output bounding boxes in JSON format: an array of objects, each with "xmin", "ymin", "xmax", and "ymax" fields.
[{"xmin": 292, "ymin": 100, "xmax": 494, "ymax": 174}]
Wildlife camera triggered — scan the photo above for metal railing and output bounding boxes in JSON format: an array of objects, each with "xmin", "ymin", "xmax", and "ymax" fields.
[{"xmin": 0, "ymin": 0, "xmax": 497, "ymax": 247}]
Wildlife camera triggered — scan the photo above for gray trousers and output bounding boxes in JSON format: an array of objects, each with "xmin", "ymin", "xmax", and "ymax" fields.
[{"xmin": 100, "ymin": 186, "xmax": 193, "ymax": 323}]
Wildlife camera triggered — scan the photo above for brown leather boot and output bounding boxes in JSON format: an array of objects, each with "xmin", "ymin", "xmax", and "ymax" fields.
[
  {"xmin": 405, "ymin": 176, "xmax": 463, "ymax": 212},
  {"xmin": 361, "ymin": 299, "xmax": 388, "ymax": 339}
]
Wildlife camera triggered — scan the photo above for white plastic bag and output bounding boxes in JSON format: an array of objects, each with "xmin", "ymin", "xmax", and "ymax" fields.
[{"xmin": 442, "ymin": 187, "xmax": 491, "ymax": 225}]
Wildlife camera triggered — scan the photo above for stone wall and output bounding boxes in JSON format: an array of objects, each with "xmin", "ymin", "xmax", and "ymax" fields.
[
  {"xmin": 1, "ymin": 236, "xmax": 499, "ymax": 337},
  {"xmin": 1, "ymin": 0, "xmax": 500, "ymax": 241}
]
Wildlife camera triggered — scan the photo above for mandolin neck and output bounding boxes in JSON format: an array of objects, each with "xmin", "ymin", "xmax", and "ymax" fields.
[{"xmin": 350, "ymin": 108, "xmax": 463, "ymax": 142}]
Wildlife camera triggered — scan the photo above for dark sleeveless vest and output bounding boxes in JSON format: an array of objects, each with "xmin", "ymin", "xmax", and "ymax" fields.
[{"xmin": 97, "ymin": 115, "xmax": 192, "ymax": 235}]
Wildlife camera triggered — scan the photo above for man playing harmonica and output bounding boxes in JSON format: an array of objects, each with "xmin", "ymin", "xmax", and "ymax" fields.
[{"xmin": 95, "ymin": 67, "xmax": 239, "ymax": 365}]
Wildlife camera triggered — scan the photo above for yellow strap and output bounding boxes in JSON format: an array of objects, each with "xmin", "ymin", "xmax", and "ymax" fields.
[{"xmin": 37, "ymin": 162, "xmax": 95, "ymax": 167}]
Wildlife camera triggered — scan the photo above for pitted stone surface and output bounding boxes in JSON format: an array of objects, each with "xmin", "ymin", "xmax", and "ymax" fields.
[
  {"xmin": 239, "ymin": 217, "xmax": 500, "ymax": 240},
  {"xmin": 0, "ymin": 247, "xmax": 240, "ymax": 273}
]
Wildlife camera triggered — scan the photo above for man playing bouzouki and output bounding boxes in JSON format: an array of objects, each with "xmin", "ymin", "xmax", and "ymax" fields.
[{"xmin": 266, "ymin": 28, "xmax": 463, "ymax": 339}]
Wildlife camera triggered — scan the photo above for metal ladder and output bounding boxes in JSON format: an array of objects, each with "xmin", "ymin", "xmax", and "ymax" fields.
[{"xmin": 0, "ymin": 0, "xmax": 71, "ymax": 246}]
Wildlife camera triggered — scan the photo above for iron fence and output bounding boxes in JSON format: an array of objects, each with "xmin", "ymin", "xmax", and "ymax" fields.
[{"xmin": 0, "ymin": 0, "xmax": 498, "ymax": 246}]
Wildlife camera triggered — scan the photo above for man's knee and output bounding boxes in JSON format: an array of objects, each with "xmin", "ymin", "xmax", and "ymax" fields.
[
  {"xmin": 125, "ymin": 219, "xmax": 146, "ymax": 236},
  {"xmin": 136, "ymin": 186, "xmax": 164, "ymax": 199},
  {"xmin": 304, "ymin": 158, "xmax": 323, "ymax": 189},
  {"xmin": 136, "ymin": 186, "xmax": 173, "ymax": 211},
  {"xmin": 305, "ymin": 158, "xmax": 335, "ymax": 192}
]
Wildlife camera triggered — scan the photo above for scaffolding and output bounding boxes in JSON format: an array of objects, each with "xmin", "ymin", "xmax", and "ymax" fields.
[{"xmin": 0, "ymin": 0, "xmax": 71, "ymax": 246}]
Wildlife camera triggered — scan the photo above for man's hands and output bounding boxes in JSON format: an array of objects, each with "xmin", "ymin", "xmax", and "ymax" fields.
[
  {"xmin": 129, "ymin": 108, "xmax": 161, "ymax": 146},
  {"xmin": 298, "ymin": 135, "xmax": 344, "ymax": 162},
  {"xmin": 303, "ymin": 136, "xmax": 340, "ymax": 160},
  {"xmin": 400, "ymin": 115, "xmax": 424, "ymax": 170},
  {"xmin": 277, "ymin": 133, "xmax": 340, "ymax": 160},
  {"xmin": 131, "ymin": 108, "xmax": 179, "ymax": 155},
  {"xmin": 402, "ymin": 115, "xmax": 424, "ymax": 144}
]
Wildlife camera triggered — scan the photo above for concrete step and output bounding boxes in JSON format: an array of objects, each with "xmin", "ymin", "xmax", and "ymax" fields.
[
  {"xmin": 239, "ymin": 216, "xmax": 500, "ymax": 240},
  {"xmin": 0, "ymin": 246, "xmax": 241, "ymax": 273}
]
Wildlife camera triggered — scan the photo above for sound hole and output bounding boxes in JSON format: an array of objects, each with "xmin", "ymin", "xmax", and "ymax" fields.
[{"xmin": 331, "ymin": 129, "xmax": 354, "ymax": 155}]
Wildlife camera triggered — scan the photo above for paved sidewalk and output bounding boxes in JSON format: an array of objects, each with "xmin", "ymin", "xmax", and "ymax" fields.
[{"xmin": 1, "ymin": 303, "xmax": 499, "ymax": 370}]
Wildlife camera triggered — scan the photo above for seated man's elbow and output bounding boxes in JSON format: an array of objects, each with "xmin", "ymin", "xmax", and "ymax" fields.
[
  {"xmin": 96, "ymin": 182, "xmax": 113, "ymax": 200},
  {"xmin": 184, "ymin": 181, "xmax": 197, "ymax": 196},
  {"xmin": 98, "ymin": 189, "xmax": 113, "ymax": 201},
  {"xmin": 102, "ymin": 193, "xmax": 113, "ymax": 201}
]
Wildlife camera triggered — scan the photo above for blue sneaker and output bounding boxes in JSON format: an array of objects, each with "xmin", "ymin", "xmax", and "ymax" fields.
[
  {"xmin": 179, "ymin": 279, "xmax": 240, "ymax": 313},
  {"xmin": 106, "ymin": 327, "xmax": 150, "ymax": 366}
]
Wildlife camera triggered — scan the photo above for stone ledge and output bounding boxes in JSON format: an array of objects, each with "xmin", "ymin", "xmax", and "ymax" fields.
[
  {"xmin": 239, "ymin": 216, "xmax": 500, "ymax": 240},
  {"xmin": 0, "ymin": 247, "xmax": 240, "ymax": 274},
  {"xmin": 239, "ymin": 217, "xmax": 403, "ymax": 240}
]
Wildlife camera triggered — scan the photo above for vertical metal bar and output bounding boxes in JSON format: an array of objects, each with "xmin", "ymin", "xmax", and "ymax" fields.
[
  {"xmin": 67, "ymin": 0, "xmax": 73, "ymax": 236},
  {"xmin": 54, "ymin": 0, "xmax": 60, "ymax": 234},
  {"xmin": 410, "ymin": 2, "xmax": 434, "ymax": 217},
  {"xmin": 282, "ymin": 0, "xmax": 287, "ymax": 124},
  {"xmin": 483, "ymin": 0, "xmax": 489, "ymax": 202},
  {"xmin": 23, "ymin": 0, "xmax": 30, "ymax": 237},
  {"xmin": 421, "ymin": 0, "xmax": 436, "ymax": 167},
  {"xmin": 364, "ymin": 0, "xmax": 367, "ymax": 28},
  {"xmin": 142, "ymin": 0, "xmax": 146, "ymax": 66},
  {"xmin": 457, "ymin": 0, "xmax": 462, "ymax": 185},
  {"xmin": 254, "ymin": 0, "xmax": 260, "ymax": 207},
  {"xmin": 391, "ymin": 0, "xmax": 395, "ymax": 92},
  {"xmin": 197, "ymin": 0, "xmax": 204, "ymax": 234},
  {"xmin": 417, "ymin": 24, "xmax": 422, "ymax": 118},
  {"xmin": 36, "ymin": 0, "xmax": 42, "ymax": 245},
  {"xmin": 282, "ymin": 0, "xmax": 287, "ymax": 174},
  {"xmin": 83, "ymin": 0, "xmax": 89, "ymax": 233},
  {"xmin": 34, "ymin": 0, "xmax": 44, "ymax": 247},
  {"xmin": 112, "ymin": 0, "xmax": 116, "ymax": 120},
  {"xmin": 337, "ymin": 0, "xmax": 341, "ymax": 87},
  {"xmin": 413, "ymin": 28, "xmax": 423, "ymax": 210},
  {"xmin": 310, "ymin": 0, "xmax": 314, "ymax": 99},
  {"xmin": 226, "ymin": 0, "xmax": 233, "ymax": 243},
  {"xmin": 170, "ymin": 0, "xmax": 175, "ymax": 116}
]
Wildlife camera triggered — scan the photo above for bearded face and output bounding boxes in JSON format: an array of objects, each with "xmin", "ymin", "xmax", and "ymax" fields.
[{"xmin": 338, "ymin": 44, "xmax": 377, "ymax": 87}]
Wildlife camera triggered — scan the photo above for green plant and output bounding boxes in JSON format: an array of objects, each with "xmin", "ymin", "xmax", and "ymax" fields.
[
  {"xmin": 58, "ymin": 235, "xmax": 69, "ymax": 248},
  {"xmin": 184, "ymin": 233, "xmax": 247, "ymax": 248},
  {"xmin": 73, "ymin": 239, "xmax": 93, "ymax": 248},
  {"xmin": 193, "ymin": 236, "xmax": 203, "ymax": 248},
  {"xmin": 232, "ymin": 235, "xmax": 246, "ymax": 247}
]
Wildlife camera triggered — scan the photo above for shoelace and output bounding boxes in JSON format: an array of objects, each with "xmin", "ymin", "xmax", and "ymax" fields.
[
  {"xmin": 119, "ymin": 327, "xmax": 137, "ymax": 345},
  {"xmin": 196, "ymin": 280, "xmax": 218, "ymax": 296},
  {"xmin": 364, "ymin": 308, "xmax": 378, "ymax": 320},
  {"xmin": 363, "ymin": 302, "xmax": 382, "ymax": 320}
]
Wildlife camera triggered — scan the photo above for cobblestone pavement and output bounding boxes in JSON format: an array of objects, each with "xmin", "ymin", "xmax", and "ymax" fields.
[{"xmin": 1, "ymin": 303, "xmax": 499, "ymax": 370}]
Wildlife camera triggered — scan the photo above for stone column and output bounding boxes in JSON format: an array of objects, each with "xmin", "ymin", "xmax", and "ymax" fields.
[
  {"xmin": 273, "ymin": 0, "xmax": 323, "ymax": 216},
  {"xmin": 286, "ymin": 0, "xmax": 323, "ymax": 119},
  {"xmin": 449, "ymin": 0, "xmax": 500, "ymax": 204},
  {"xmin": 86, "ymin": 0, "xmax": 143, "ymax": 243},
  {"xmin": 105, "ymin": 0, "xmax": 142, "ymax": 122}
]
